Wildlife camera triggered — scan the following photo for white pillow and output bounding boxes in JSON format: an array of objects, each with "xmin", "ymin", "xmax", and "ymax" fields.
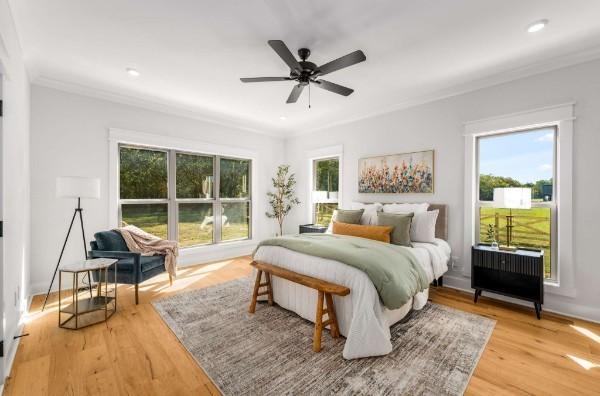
[
  {"xmin": 350, "ymin": 202, "xmax": 383, "ymax": 225},
  {"xmin": 410, "ymin": 209, "xmax": 439, "ymax": 243},
  {"xmin": 382, "ymin": 203, "xmax": 429, "ymax": 214}
]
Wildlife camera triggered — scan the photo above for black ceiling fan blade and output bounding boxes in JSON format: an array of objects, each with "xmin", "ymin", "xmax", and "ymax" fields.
[
  {"xmin": 315, "ymin": 50, "xmax": 366, "ymax": 77},
  {"xmin": 268, "ymin": 40, "xmax": 302, "ymax": 73},
  {"xmin": 286, "ymin": 84, "xmax": 305, "ymax": 103},
  {"xmin": 240, "ymin": 77, "xmax": 291, "ymax": 83},
  {"xmin": 313, "ymin": 79, "xmax": 354, "ymax": 96}
]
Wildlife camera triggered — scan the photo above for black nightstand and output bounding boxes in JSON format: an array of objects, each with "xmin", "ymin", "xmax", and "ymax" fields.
[
  {"xmin": 471, "ymin": 244, "xmax": 544, "ymax": 319},
  {"xmin": 299, "ymin": 224, "xmax": 328, "ymax": 234}
]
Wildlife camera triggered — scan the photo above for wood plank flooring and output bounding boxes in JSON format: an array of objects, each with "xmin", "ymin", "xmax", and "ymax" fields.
[{"xmin": 4, "ymin": 256, "xmax": 600, "ymax": 395}]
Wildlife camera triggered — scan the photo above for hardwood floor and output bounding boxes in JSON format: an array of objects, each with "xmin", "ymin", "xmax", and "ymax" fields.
[{"xmin": 4, "ymin": 256, "xmax": 600, "ymax": 395}]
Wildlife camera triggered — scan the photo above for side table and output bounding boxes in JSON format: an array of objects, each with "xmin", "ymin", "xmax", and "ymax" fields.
[{"xmin": 58, "ymin": 258, "xmax": 118, "ymax": 329}]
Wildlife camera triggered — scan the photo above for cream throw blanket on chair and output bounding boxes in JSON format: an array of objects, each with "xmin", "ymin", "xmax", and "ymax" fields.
[{"xmin": 117, "ymin": 225, "xmax": 179, "ymax": 278}]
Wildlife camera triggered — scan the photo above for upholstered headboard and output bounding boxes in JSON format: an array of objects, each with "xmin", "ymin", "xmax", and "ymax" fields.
[{"xmin": 428, "ymin": 204, "xmax": 448, "ymax": 241}]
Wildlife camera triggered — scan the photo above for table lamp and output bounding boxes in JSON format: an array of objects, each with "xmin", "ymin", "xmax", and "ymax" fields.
[
  {"xmin": 42, "ymin": 176, "xmax": 101, "ymax": 311},
  {"xmin": 493, "ymin": 187, "xmax": 531, "ymax": 251}
]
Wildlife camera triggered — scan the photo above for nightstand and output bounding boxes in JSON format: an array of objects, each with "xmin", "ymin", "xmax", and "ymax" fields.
[
  {"xmin": 471, "ymin": 244, "xmax": 544, "ymax": 319},
  {"xmin": 299, "ymin": 224, "xmax": 328, "ymax": 234}
]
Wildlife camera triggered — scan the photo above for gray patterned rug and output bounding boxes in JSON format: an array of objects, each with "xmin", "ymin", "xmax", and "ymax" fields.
[{"xmin": 153, "ymin": 277, "xmax": 495, "ymax": 396}]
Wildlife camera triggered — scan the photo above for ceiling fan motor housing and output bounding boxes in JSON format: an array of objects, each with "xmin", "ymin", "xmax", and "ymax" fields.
[{"xmin": 293, "ymin": 60, "xmax": 317, "ymax": 85}]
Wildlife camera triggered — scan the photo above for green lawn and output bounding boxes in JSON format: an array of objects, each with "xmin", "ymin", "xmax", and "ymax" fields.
[
  {"xmin": 315, "ymin": 203, "xmax": 337, "ymax": 226},
  {"xmin": 479, "ymin": 207, "xmax": 551, "ymax": 278},
  {"xmin": 121, "ymin": 204, "xmax": 249, "ymax": 248}
]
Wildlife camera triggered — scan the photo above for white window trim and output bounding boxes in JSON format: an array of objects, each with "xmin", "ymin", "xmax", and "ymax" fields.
[
  {"xmin": 108, "ymin": 128, "xmax": 259, "ymax": 252},
  {"xmin": 306, "ymin": 145, "xmax": 343, "ymax": 224},
  {"xmin": 463, "ymin": 103, "xmax": 575, "ymax": 297}
]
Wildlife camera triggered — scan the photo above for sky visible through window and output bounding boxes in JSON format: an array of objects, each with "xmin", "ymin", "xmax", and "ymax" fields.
[{"xmin": 479, "ymin": 127, "xmax": 555, "ymax": 184}]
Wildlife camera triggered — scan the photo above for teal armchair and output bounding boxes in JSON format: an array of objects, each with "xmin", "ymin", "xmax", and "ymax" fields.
[{"xmin": 89, "ymin": 230, "xmax": 167, "ymax": 304}]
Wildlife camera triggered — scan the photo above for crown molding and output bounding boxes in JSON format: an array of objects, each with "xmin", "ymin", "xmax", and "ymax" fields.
[
  {"xmin": 32, "ymin": 75, "xmax": 286, "ymax": 139},
  {"xmin": 291, "ymin": 45, "xmax": 600, "ymax": 137}
]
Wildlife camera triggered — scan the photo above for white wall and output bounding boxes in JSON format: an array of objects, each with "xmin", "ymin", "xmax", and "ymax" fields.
[
  {"xmin": 0, "ymin": 0, "xmax": 31, "ymax": 381},
  {"xmin": 29, "ymin": 85, "xmax": 284, "ymax": 294},
  {"xmin": 284, "ymin": 59, "xmax": 600, "ymax": 322}
]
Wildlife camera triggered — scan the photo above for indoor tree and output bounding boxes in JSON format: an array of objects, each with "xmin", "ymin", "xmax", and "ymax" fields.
[{"xmin": 266, "ymin": 165, "xmax": 300, "ymax": 236}]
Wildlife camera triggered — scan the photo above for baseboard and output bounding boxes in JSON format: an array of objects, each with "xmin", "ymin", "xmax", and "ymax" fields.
[
  {"xmin": 443, "ymin": 274, "xmax": 600, "ymax": 324},
  {"xmin": 2, "ymin": 296, "xmax": 33, "ymax": 386}
]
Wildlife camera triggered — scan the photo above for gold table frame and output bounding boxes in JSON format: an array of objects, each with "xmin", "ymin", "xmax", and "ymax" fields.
[{"xmin": 58, "ymin": 259, "xmax": 118, "ymax": 330}]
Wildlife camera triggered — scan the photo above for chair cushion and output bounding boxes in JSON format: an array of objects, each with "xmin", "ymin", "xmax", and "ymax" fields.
[
  {"xmin": 95, "ymin": 230, "xmax": 129, "ymax": 251},
  {"xmin": 115, "ymin": 255, "xmax": 165, "ymax": 273}
]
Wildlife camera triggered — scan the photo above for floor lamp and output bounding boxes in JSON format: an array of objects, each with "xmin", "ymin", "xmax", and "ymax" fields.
[
  {"xmin": 493, "ymin": 187, "xmax": 531, "ymax": 251},
  {"xmin": 42, "ymin": 176, "xmax": 100, "ymax": 311}
]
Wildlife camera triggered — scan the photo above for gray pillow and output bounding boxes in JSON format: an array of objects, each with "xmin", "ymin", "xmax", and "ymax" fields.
[
  {"xmin": 333, "ymin": 209, "xmax": 364, "ymax": 224},
  {"xmin": 377, "ymin": 212, "xmax": 414, "ymax": 246}
]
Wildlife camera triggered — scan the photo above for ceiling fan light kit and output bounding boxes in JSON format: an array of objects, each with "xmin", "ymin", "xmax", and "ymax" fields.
[{"xmin": 240, "ymin": 40, "xmax": 366, "ymax": 106}]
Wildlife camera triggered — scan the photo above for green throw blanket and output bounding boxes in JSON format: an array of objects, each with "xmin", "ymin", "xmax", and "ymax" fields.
[{"xmin": 254, "ymin": 234, "xmax": 429, "ymax": 309}]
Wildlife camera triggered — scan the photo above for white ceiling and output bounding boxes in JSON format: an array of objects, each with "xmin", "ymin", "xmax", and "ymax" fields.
[{"xmin": 10, "ymin": 0, "xmax": 600, "ymax": 136}]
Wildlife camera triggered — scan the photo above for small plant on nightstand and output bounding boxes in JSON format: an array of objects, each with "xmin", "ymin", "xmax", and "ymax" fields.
[{"xmin": 487, "ymin": 224, "xmax": 499, "ymax": 250}]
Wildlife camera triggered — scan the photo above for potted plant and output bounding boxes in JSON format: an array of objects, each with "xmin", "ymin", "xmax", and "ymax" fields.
[
  {"xmin": 266, "ymin": 165, "xmax": 300, "ymax": 236},
  {"xmin": 487, "ymin": 223, "xmax": 499, "ymax": 250}
]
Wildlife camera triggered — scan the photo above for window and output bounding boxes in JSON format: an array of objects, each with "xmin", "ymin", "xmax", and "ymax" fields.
[
  {"xmin": 219, "ymin": 157, "xmax": 251, "ymax": 241},
  {"xmin": 311, "ymin": 157, "xmax": 340, "ymax": 225},
  {"xmin": 476, "ymin": 127, "xmax": 556, "ymax": 279},
  {"xmin": 119, "ymin": 145, "xmax": 251, "ymax": 248}
]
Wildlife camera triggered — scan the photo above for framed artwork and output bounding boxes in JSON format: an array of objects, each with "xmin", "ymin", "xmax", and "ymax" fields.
[{"xmin": 358, "ymin": 150, "xmax": 434, "ymax": 193}]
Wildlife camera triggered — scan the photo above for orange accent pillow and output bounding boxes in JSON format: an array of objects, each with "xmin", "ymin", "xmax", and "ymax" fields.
[{"xmin": 332, "ymin": 221, "xmax": 393, "ymax": 243}]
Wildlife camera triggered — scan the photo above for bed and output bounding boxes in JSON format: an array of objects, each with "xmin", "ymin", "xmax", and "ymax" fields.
[{"xmin": 252, "ymin": 204, "xmax": 451, "ymax": 360}]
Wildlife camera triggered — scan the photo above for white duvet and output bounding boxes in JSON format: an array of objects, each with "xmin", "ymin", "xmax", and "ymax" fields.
[{"xmin": 253, "ymin": 238, "xmax": 451, "ymax": 359}]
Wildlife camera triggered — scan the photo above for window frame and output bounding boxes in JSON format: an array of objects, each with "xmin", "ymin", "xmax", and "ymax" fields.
[
  {"xmin": 463, "ymin": 103, "xmax": 575, "ymax": 297},
  {"xmin": 474, "ymin": 127, "xmax": 558, "ymax": 280},
  {"xmin": 217, "ymin": 155, "xmax": 253, "ymax": 242},
  {"xmin": 118, "ymin": 143, "xmax": 252, "ymax": 248},
  {"xmin": 311, "ymin": 156, "xmax": 340, "ymax": 225},
  {"xmin": 306, "ymin": 145, "xmax": 344, "ymax": 227}
]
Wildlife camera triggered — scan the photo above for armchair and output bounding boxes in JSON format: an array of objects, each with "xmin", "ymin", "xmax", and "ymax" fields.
[{"xmin": 89, "ymin": 230, "xmax": 168, "ymax": 304}]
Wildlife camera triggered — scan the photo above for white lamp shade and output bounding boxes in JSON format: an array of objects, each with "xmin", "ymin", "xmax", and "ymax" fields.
[
  {"xmin": 493, "ymin": 188, "xmax": 531, "ymax": 209},
  {"xmin": 56, "ymin": 176, "xmax": 100, "ymax": 199}
]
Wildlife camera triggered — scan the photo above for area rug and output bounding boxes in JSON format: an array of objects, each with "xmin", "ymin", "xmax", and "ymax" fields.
[{"xmin": 153, "ymin": 277, "xmax": 495, "ymax": 395}]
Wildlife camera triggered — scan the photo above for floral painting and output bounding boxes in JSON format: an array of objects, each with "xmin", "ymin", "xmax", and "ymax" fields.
[{"xmin": 358, "ymin": 150, "xmax": 434, "ymax": 193}]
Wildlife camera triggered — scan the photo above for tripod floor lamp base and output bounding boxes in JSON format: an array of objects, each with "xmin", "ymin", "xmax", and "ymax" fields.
[{"xmin": 42, "ymin": 177, "xmax": 100, "ymax": 311}]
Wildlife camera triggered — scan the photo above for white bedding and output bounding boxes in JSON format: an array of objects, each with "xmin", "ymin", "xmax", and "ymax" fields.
[{"xmin": 253, "ymin": 238, "xmax": 450, "ymax": 359}]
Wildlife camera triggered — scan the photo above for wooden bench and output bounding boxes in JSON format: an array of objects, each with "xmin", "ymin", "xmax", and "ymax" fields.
[{"xmin": 248, "ymin": 260, "xmax": 350, "ymax": 352}]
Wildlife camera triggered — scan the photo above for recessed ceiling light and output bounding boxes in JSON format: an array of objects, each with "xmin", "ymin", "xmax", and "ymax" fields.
[
  {"xmin": 126, "ymin": 68, "xmax": 140, "ymax": 77},
  {"xmin": 279, "ymin": 116, "xmax": 287, "ymax": 120},
  {"xmin": 527, "ymin": 19, "xmax": 548, "ymax": 33}
]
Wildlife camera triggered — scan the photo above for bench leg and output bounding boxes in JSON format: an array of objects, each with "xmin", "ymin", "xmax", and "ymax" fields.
[
  {"xmin": 325, "ymin": 293, "xmax": 340, "ymax": 338},
  {"xmin": 248, "ymin": 270, "xmax": 263, "ymax": 314},
  {"xmin": 313, "ymin": 290, "xmax": 324, "ymax": 352},
  {"xmin": 265, "ymin": 272, "xmax": 273, "ymax": 306},
  {"xmin": 135, "ymin": 284, "xmax": 139, "ymax": 305}
]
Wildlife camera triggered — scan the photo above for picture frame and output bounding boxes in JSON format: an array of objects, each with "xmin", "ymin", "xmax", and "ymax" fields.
[{"xmin": 358, "ymin": 150, "xmax": 434, "ymax": 193}]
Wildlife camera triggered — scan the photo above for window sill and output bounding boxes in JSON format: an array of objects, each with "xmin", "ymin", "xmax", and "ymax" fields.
[
  {"xmin": 180, "ymin": 238, "xmax": 255, "ymax": 254},
  {"xmin": 178, "ymin": 239, "xmax": 257, "ymax": 266}
]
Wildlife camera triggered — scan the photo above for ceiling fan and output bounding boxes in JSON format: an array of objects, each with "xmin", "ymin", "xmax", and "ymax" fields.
[{"xmin": 240, "ymin": 40, "xmax": 366, "ymax": 105}]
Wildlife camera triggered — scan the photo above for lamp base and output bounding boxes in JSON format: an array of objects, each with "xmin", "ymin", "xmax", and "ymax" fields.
[{"xmin": 499, "ymin": 245, "xmax": 518, "ymax": 252}]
